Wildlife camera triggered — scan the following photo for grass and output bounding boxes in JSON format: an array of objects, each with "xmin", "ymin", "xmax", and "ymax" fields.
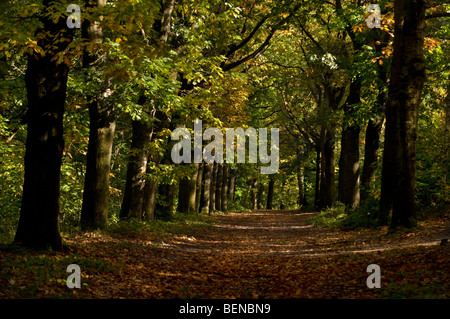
[
  {"xmin": 309, "ymin": 200, "xmax": 381, "ymax": 230},
  {"xmin": 105, "ymin": 212, "xmax": 215, "ymax": 240}
]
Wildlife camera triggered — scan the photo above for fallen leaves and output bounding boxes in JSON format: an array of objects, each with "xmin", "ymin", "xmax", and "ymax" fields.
[{"xmin": 0, "ymin": 210, "xmax": 449, "ymax": 299}]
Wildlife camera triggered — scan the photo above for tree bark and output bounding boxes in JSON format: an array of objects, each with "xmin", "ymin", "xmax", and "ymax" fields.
[
  {"xmin": 379, "ymin": 0, "xmax": 426, "ymax": 229},
  {"xmin": 120, "ymin": 120, "xmax": 150, "ymax": 220},
  {"xmin": 338, "ymin": 80, "xmax": 361, "ymax": 209},
  {"xmin": 361, "ymin": 116, "xmax": 384, "ymax": 200},
  {"xmin": 319, "ymin": 127, "xmax": 336, "ymax": 209},
  {"xmin": 250, "ymin": 179, "xmax": 258, "ymax": 210},
  {"xmin": 215, "ymin": 164, "xmax": 223, "ymax": 211},
  {"xmin": 361, "ymin": 37, "xmax": 388, "ymax": 202},
  {"xmin": 177, "ymin": 170, "xmax": 190, "ymax": 214},
  {"xmin": 14, "ymin": 1, "xmax": 74, "ymax": 250},
  {"xmin": 156, "ymin": 183, "xmax": 173, "ymax": 220},
  {"xmin": 79, "ymin": 0, "xmax": 116, "ymax": 231},
  {"xmin": 200, "ymin": 163, "xmax": 213, "ymax": 214},
  {"xmin": 257, "ymin": 183, "xmax": 264, "ymax": 209},
  {"xmin": 228, "ymin": 167, "xmax": 237, "ymax": 203},
  {"xmin": 221, "ymin": 164, "xmax": 228, "ymax": 211},
  {"xmin": 142, "ymin": 179, "xmax": 157, "ymax": 220},
  {"xmin": 178, "ymin": 164, "xmax": 199, "ymax": 214},
  {"xmin": 141, "ymin": 110, "xmax": 169, "ymax": 220},
  {"xmin": 267, "ymin": 178, "xmax": 275, "ymax": 209},
  {"xmin": 297, "ymin": 167, "xmax": 305, "ymax": 207},
  {"xmin": 195, "ymin": 163, "xmax": 204, "ymax": 213},
  {"xmin": 209, "ymin": 163, "xmax": 217, "ymax": 213},
  {"xmin": 444, "ymin": 82, "xmax": 450, "ymax": 188},
  {"xmin": 314, "ymin": 148, "xmax": 321, "ymax": 208}
]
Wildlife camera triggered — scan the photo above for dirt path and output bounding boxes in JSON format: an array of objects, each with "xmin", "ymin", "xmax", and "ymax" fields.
[
  {"xmin": 169, "ymin": 209, "xmax": 449, "ymax": 257},
  {"xmin": 82, "ymin": 209, "xmax": 450, "ymax": 299},
  {"xmin": 1, "ymin": 209, "xmax": 449, "ymax": 299}
]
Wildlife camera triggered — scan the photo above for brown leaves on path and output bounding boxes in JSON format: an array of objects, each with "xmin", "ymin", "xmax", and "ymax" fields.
[{"xmin": 1, "ymin": 209, "xmax": 449, "ymax": 299}]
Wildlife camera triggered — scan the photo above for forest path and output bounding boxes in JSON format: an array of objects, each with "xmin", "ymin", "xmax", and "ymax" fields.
[
  {"xmin": 81, "ymin": 209, "xmax": 450, "ymax": 298},
  {"xmin": 168, "ymin": 209, "xmax": 448, "ymax": 257}
]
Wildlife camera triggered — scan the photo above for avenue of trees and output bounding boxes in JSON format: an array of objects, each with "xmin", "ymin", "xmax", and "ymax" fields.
[{"xmin": 0, "ymin": 0, "xmax": 449, "ymax": 250}]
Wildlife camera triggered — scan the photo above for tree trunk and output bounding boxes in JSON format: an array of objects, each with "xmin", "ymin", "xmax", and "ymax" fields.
[
  {"xmin": 178, "ymin": 164, "xmax": 199, "ymax": 214},
  {"xmin": 221, "ymin": 164, "xmax": 228, "ymax": 211},
  {"xmin": 444, "ymin": 82, "xmax": 450, "ymax": 188},
  {"xmin": 257, "ymin": 183, "xmax": 264, "ymax": 209},
  {"xmin": 200, "ymin": 163, "xmax": 213, "ymax": 214},
  {"xmin": 228, "ymin": 167, "xmax": 237, "ymax": 203},
  {"xmin": 14, "ymin": 1, "xmax": 73, "ymax": 250},
  {"xmin": 196, "ymin": 163, "xmax": 204, "ymax": 213},
  {"xmin": 297, "ymin": 167, "xmax": 305, "ymax": 207},
  {"xmin": 338, "ymin": 80, "xmax": 361, "ymax": 209},
  {"xmin": 80, "ymin": 0, "xmax": 115, "ymax": 231},
  {"xmin": 142, "ymin": 179, "xmax": 157, "ymax": 220},
  {"xmin": 361, "ymin": 116, "xmax": 384, "ymax": 200},
  {"xmin": 250, "ymin": 179, "xmax": 258, "ymax": 210},
  {"xmin": 361, "ymin": 37, "xmax": 388, "ymax": 202},
  {"xmin": 215, "ymin": 164, "xmax": 223, "ymax": 211},
  {"xmin": 319, "ymin": 128, "xmax": 335, "ymax": 208},
  {"xmin": 142, "ymin": 110, "xmax": 169, "ymax": 220},
  {"xmin": 156, "ymin": 183, "xmax": 172, "ymax": 220},
  {"xmin": 379, "ymin": 0, "xmax": 426, "ymax": 229},
  {"xmin": 189, "ymin": 164, "xmax": 200, "ymax": 214},
  {"xmin": 314, "ymin": 148, "xmax": 321, "ymax": 208},
  {"xmin": 120, "ymin": 120, "xmax": 150, "ymax": 220},
  {"xmin": 209, "ymin": 163, "xmax": 217, "ymax": 213},
  {"xmin": 267, "ymin": 178, "xmax": 275, "ymax": 209},
  {"xmin": 177, "ymin": 171, "xmax": 190, "ymax": 214}
]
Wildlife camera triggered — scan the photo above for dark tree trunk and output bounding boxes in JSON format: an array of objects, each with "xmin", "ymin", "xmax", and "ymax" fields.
[
  {"xmin": 319, "ymin": 128, "xmax": 335, "ymax": 208},
  {"xmin": 80, "ymin": 0, "xmax": 116, "ymax": 231},
  {"xmin": 379, "ymin": 0, "xmax": 426, "ymax": 229},
  {"xmin": 178, "ymin": 164, "xmax": 199, "ymax": 214},
  {"xmin": 361, "ymin": 116, "xmax": 384, "ymax": 200},
  {"xmin": 338, "ymin": 80, "xmax": 361, "ymax": 209},
  {"xmin": 209, "ymin": 163, "xmax": 217, "ymax": 213},
  {"xmin": 189, "ymin": 164, "xmax": 200, "ymax": 214},
  {"xmin": 257, "ymin": 183, "xmax": 264, "ymax": 209},
  {"xmin": 80, "ymin": 101, "xmax": 115, "ymax": 229},
  {"xmin": 267, "ymin": 178, "xmax": 275, "ymax": 209},
  {"xmin": 228, "ymin": 167, "xmax": 237, "ymax": 203},
  {"xmin": 361, "ymin": 37, "xmax": 388, "ymax": 202},
  {"xmin": 156, "ymin": 183, "xmax": 173, "ymax": 220},
  {"xmin": 120, "ymin": 120, "xmax": 150, "ymax": 220},
  {"xmin": 200, "ymin": 163, "xmax": 213, "ymax": 214},
  {"xmin": 195, "ymin": 163, "xmax": 204, "ymax": 213},
  {"xmin": 142, "ymin": 110, "xmax": 169, "ymax": 220},
  {"xmin": 215, "ymin": 164, "xmax": 223, "ymax": 211},
  {"xmin": 14, "ymin": 1, "xmax": 74, "ymax": 250},
  {"xmin": 444, "ymin": 82, "xmax": 450, "ymax": 188},
  {"xmin": 178, "ymin": 171, "xmax": 190, "ymax": 214},
  {"xmin": 142, "ymin": 179, "xmax": 157, "ymax": 220},
  {"xmin": 250, "ymin": 179, "xmax": 258, "ymax": 210},
  {"xmin": 221, "ymin": 164, "xmax": 228, "ymax": 211},
  {"xmin": 297, "ymin": 167, "xmax": 305, "ymax": 207},
  {"xmin": 314, "ymin": 148, "xmax": 321, "ymax": 208}
]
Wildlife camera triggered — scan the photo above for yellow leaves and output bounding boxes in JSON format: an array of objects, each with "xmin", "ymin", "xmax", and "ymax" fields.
[
  {"xmin": 26, "ymin": 37, "xmax": 45, "ymax": 57},
  {"xmin": 115, "ymin": 36, "xmax": 128, "ymax": 44},
  {"xmin": 424, "ymin": 37, "xmax": 441, "ymax": 54}
]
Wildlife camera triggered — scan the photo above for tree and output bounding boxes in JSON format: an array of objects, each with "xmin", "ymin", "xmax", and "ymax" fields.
[
  {"xmin": 14, "ymin": 1, "xmax": 74, "ymax": 249},
  {"xmin": 379, "ymin": 0, "xmax": 427, "ymax": 229},
  {"xmin": 80, "ymin": 0, "xmax": 115, "ymax": 230}
]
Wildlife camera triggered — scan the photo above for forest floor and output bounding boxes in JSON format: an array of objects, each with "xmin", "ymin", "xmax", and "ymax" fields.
[{"xmin": 1, "ymin": 209, "xmax": 450, "ymax": 299}]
